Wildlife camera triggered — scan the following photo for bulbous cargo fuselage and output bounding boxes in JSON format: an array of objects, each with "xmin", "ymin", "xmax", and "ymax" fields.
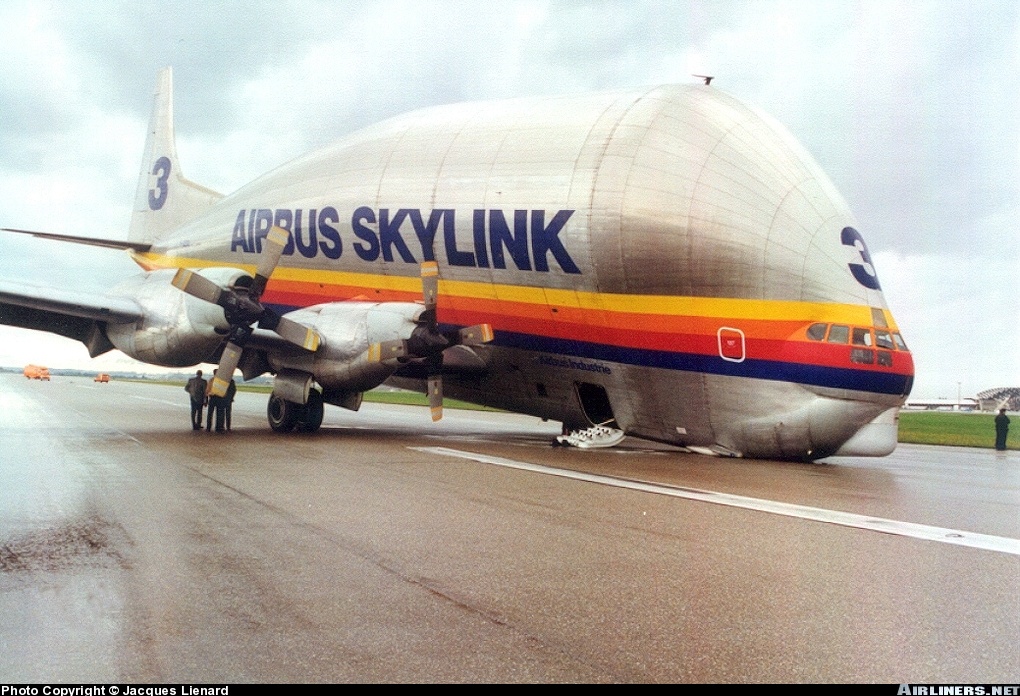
[{"xmin": 140, "ymin": 84, "xmax": 913, "ymax": 459}]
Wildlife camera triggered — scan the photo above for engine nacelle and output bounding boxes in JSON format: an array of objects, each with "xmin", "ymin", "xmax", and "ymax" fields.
[
  {"xmin": 105, "ymin": 268, "xmax": 242, "ymax": 366},
  {"xmin": 272, "ymin": 301, "xmax": 423, "ymax": 393}
]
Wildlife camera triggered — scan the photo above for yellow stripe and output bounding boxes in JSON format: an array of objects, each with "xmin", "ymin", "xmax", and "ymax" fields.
[{"xmin": 134, "ymin": 251, "xmax": 892, "ymax": 328}]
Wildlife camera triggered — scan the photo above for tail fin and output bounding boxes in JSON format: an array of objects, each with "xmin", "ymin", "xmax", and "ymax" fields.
[{"xmin": 129, "ymin": 67, "xmax": 223, "ymax": 246}]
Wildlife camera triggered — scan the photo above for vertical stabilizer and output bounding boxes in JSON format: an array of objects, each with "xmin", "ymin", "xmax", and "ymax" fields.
[{"xmin": 129, "ymin": 67, "xmax": 223, "ymax": 245}]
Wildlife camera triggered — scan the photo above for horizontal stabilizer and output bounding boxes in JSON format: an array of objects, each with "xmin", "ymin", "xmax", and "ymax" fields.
[{"xmin": 1, "ymin": 228, "xmax": 152, "ymax": 253}]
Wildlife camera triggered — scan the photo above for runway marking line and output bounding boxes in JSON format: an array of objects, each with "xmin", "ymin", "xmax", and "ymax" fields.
[
  {"xmin": 412, "ymin": 446, "xmax": 1020, "ymax": 557},
  {"xmin": 128, "ymin": 394, "xmax": 186, "ymax": 407}
]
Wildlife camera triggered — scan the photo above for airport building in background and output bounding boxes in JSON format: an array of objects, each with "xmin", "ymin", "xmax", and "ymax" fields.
[
  {"xmin": 906, "ymin": 387, "xmax": 1019, "ymax": 412},
  {"xmin": 976, "ymin": 387, "xmax": 1020, "ymax": 412}
]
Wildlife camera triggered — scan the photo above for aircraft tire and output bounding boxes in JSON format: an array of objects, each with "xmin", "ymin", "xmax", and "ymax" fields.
[
  {"xmin": 267, "ymin": 394, "xmax": 297, "ymax": 433},
  {"xmin": 295, "ymin": 389, "xmax": 324, "ymax": 433}
]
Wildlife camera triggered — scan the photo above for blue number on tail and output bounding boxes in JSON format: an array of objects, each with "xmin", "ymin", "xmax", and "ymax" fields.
[{"xmin": 148, "ymin": 156, "xmax": 171, "ymax": 211}]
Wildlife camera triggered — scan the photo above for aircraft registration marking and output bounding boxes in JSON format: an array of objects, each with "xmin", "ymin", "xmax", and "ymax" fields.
[{"xmin": 413, "ymin": 447, "xmax": 1020, "ymax": 557}]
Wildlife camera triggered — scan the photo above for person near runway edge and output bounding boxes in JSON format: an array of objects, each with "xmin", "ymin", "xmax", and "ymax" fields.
[{"xmin": 995, "ymin": 408, "xmax": 1010, "ymax": 451}]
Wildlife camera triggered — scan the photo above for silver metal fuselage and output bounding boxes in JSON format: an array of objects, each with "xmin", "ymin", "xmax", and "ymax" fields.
[{"xmin": 135, "ymin": 85, "xmax": 914, "ymax": 459}]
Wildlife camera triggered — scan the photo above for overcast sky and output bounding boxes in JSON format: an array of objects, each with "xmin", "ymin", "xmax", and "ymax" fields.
[{"xmin": 0, "ymin": 0, "xmax": 1017, "ymax": 400}]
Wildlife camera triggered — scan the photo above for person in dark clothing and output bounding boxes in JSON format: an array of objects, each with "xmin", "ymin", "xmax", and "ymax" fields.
[
  {"xmin": 206, "ymin": 379, "xmax": 226, "ymax": 433},
  {"xmin": 185, "ymin": 370, "xmax": 207, "ymax": 430},
  {"xmin": 995, "ymin": 408, "xmax": 1010, "ymax": 451},
  {"xmin": 225, "ymin": 378, "xmax": 237, "ymax": 431}
]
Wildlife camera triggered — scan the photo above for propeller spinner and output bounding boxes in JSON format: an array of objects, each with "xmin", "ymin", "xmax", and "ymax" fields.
[
  {"xmin": 172, "ymin": 226, "xmax": 320, "ymax": 396},
  {"xmin": 371, "ymin": 260, "xmax": 493, "ymax": 421}
]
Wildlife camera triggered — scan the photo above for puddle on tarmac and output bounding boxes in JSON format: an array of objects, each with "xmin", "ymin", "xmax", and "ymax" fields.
[{"xmin": 0, "ymin": 515, "xmax": 130, "ymax": 574}]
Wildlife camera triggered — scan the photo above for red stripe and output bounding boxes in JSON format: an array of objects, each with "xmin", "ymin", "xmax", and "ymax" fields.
[{"xmin": 261, "ymin": 286, "xmax": 915, "ymax": 379}]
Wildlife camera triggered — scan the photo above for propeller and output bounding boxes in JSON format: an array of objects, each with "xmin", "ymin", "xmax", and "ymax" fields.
[
  {"xmin": 371, "ymin": 260, "xmax": 493, "ymax": 421},
  {"xmin": 172, "ymin": 225, "xmax": 320, "ymax": 396}
]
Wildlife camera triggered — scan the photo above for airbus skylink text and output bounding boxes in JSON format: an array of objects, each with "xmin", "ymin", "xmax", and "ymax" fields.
[
  {"xmin": 2, "ymin": 688, "xmax": 228, "ymax": 696},
  {"xmin": 230, "ymin": 206, "xmax": 581, "ymax": 274}
]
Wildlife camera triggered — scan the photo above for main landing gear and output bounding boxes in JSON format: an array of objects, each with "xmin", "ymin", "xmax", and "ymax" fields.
[{"xmin": 267, "ymin": 389, "xmax": 324, "ymax": 433}]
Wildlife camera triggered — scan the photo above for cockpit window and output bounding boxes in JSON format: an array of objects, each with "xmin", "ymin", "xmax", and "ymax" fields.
[
  {"xmin": 806, "ymin": 323, "xmax": 828, "ymax": 341},
  {"xmin": 874, "ymin": 330, "xmax": 894, "ymax": 350},
  {"xmin": 827, "ymin": 325, "xmax": 849, "ymax": 343},
  {"xmin": 810, "ymin": 322, "xmax": 909, "ymax": 357},
  {"xmin": 852, "ymin": 327, "xmax": 873, "ymax": 347}
]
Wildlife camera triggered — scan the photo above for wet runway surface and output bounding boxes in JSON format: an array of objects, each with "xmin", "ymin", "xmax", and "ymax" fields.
[{"xmin": 1, "ymin": 374, "xmax": 1018, "ymax": 682}]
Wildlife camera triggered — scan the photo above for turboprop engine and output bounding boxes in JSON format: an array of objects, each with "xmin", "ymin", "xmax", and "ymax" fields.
[
  {"xmin": 165, "ymin": 228, "xmax": 494, "ymax": 433},
  {"xmin": 271, "ymin": 301, "xmax": 425, "ymax": 394},
  {"xmin": 270, "ymin": 271, "xmax": 492, "ymax": 412},
  {"xmin": 104, "ymin": 267, "xmax": 244, "ymax": 366}
]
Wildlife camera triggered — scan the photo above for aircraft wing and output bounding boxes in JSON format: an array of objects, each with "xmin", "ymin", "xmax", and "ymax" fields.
[{"xmin": 0, "ymin": 279, "xmax": 143, "ymax": 351}]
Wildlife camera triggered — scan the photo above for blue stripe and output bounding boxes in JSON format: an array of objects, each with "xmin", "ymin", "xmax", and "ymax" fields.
[{"xmin": 496, "ymin": 331, "xmax": 911, "ymax": 396}]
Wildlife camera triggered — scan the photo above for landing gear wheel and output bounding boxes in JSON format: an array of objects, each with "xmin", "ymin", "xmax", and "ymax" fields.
[
  {"xmin": 267, "ymin": 393, "xmax": 297, "ymax": 433},
  {"xmin": 295, "ymin": 389, "xmax": 324, "ymax": 433}
]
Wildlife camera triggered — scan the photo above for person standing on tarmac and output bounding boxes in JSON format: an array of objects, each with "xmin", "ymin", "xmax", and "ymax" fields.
[
  {"xmin": 206, "ymin": 378, "xmax": 226, "ymax": 433},
  {"xmin": 225, "ymin": 378, "xmax": 237, "ymax": 431},
  {"xmin": 995, "ymin": 408, "xmax": 1010, "ymax": 451},
  {"xmin": 185, "ymin": 370, "xmax": 207, "ymax": 430}
]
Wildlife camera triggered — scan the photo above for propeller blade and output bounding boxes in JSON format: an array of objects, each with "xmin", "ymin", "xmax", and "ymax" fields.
[
  {"xmin": 421, "ymin": 261, "xmax": 439, "ymax": 312},
  {"xmin": 172, "ymin": 269, "xmax": 224, "ymax": 305},
  {"xmin": 425, "ymin": 353, "xmax": 444, "ymax": 421},
  {"xmin": 272, "ymin": 315, "xmax": 321, "ymax": 351},
  {"xmin": 210, "ymin": 341, "xmax": 243, "ymax": 396},
  {"xmin": 177, "ymin": 228, "xmax": 311, "ymax": 390},
  {"xmin": 456, "ymin": 323, "xmax": 494, "ymax": 346},
  {"xmin": 368, "ymin": 339, "xmax": 408, "ymax": 363},
  {"xmin": 250, "ymin": 225, "xmax": 290, "ymax": 297},
  {"xmin": 427, "ymin": 374, "xmax": 443, "ymax": 422}
]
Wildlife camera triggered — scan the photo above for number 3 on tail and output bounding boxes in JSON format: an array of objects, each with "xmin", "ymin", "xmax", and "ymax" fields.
[{"xmin": 148, "ymin": 156, "xmax": 171, "ymax": 211}]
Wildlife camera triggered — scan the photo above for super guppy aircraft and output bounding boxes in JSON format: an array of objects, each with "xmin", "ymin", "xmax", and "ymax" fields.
[{"xmin": 0, "ymin": 68, "xmax": 913, "ymax": 460}]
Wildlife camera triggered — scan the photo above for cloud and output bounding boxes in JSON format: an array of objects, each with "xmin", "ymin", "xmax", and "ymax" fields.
[
  {"xmin": 0, "ymin": 0, "xmax": 1017, "ymax": 396},
  {"xmin": 876, "ymin": 247, "xmax": 1020, "ymax": 398}
]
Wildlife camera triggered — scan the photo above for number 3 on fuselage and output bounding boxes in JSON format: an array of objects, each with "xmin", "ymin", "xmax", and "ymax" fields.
[{"xmin": 842, "ymin": 226, "xmax": 881, "ymax": 290}]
